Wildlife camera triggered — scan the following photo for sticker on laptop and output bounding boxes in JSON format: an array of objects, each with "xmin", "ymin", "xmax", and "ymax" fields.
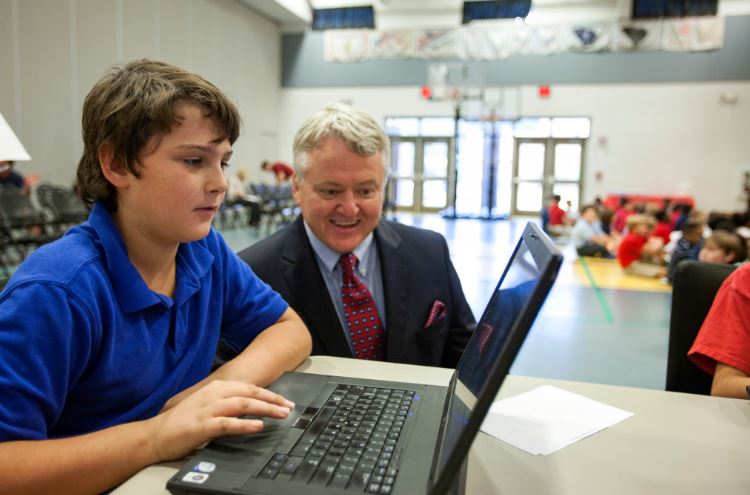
[
  {"xmin": 194, "ymin": 461, "xmax": 216, "ymax": 473},
  {"xmin": 182, "ymin": 472, "xmax": 209, "ymax": 484}
]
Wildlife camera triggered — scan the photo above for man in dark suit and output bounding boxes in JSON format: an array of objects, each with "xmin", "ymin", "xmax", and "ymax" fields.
[{"xmin": 238, "ymin": 104, "xmax": 475, "ymax": 368}]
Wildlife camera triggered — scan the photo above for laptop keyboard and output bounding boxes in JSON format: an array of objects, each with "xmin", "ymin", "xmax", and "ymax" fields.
[{"xmin": 257, "ymin": 384, "xmax": 417, "ymax": 493}]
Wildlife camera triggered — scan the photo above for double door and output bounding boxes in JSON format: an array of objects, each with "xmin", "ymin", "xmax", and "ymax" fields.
[
  {"xmin": 511, "ymin": 138, "xmax": 585, "ymax": 216},
  {"xmin": 388, "ymin": 137, "xmax": 453, "ymax": 213}
]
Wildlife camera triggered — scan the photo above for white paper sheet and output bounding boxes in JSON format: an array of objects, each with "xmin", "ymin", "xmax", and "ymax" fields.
[{"xmin": 480, "ymin": 385, "xmax": 634, "ymax": 455}]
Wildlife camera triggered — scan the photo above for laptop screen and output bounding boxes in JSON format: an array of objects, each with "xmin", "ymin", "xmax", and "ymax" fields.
[{"xmin": 430, "ymin": 223, "xmax": 560, "ymax": 491}]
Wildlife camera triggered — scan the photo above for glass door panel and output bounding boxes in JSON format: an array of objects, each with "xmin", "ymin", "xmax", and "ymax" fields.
[
  {"xmin": 553, "ymin": 142, "xmax": 582, "ymax": 181},
  {"xmin": 389, "ymin": 137, "xmax": 451, "ymax": 213},
  {"xmin": 392, "ymin": 141, "xmax": 416, "ymax": 176},
  {"xmin": 420, "ymin": 139, "xmax": 450, "ymax": 212},
  {"xmin": 516, "ymin": 182, "xmax": 543, "ymax": 212},
  {"xmin": 422, "ymin": 179, "xmax": 447, "ymax": 209},
  {"xmin": 423, "ymin": 141, "xmax": 449, "ymax": 177},
  {"xmin": 517, "ymin": 142, "xmax": 545, "ymax": 180},
  {"xmin": 512, "ymin": 138, "xmax": 584, "ymax": 216},
  {"xmin": 393, "ymin": 179, "xmax": 414, "ymax": 208},
  {"xmin": 551, "ymin": 141, "xmax": 584, "ymax": 214},
  {"xmin": 512, "ymin": 139, "xmax": 547, "ymax": 215},
  {"xmin": 388, "ymin": 138, "xmax": 417, "ymax": 211}
]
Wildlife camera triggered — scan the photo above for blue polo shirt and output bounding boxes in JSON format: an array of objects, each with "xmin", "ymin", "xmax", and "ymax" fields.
[{"xmin": 0, "ymin": 202, "xmax": 288, "ymax": 441}]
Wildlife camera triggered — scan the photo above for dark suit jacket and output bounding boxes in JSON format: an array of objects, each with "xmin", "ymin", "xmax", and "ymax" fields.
[{"xmin": 237, "ymin": 217, "xmax": 476, "ymax": 368}]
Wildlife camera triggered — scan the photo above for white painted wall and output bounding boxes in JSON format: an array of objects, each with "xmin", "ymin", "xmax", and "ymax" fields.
[
  {"xmin": 279, "ymin": 82, "xmax": 750, "ymax": 212},
  {"xmin": 0, "ymin": 0, "xmax": 281, "ymax": 187}
]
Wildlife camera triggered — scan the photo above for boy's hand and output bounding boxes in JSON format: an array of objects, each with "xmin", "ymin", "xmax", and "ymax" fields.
[{"xmin": 147, "ymin": 380, "xmax": 294, "ymax": 461}]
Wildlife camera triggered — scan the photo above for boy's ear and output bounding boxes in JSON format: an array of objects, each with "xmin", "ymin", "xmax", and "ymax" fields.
[{"xmin": 98, "ymin": 143, "xmax": 130, "ymax": 189}]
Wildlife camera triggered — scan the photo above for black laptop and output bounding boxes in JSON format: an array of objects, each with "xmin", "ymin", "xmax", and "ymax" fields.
[{"xmin": 167, "ymin": 222, "xmax": 562, "ymax": 495}]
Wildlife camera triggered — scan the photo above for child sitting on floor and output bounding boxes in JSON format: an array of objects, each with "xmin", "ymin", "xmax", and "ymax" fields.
[
  {"xmin": 569, "ymin": 204, "xmax": 616, "ymax": 258},
  {"xmin": 617, "ymin": 214, "xmax": 666, "ymax": 278},
  {"xmin": 699, "ymin": 230, "xmax": 746, "ymax": 265},
  {"xmin": 667, "ymin": 220, "xmax": 704, "ymax": 283}
]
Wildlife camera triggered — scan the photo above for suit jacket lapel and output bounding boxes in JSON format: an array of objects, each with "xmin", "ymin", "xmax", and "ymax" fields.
[
  {"xmin": 376, "ymin": 221, "xmax": 410, "ymax": 360},
  {"xmin": 281, "ymin": 218, "xmax": 353, "ymax": 358}
]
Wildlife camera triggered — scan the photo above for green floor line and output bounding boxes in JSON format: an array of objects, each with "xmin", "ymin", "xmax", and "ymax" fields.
[{"xmin": 578, "ymin": 257, "xmax": 615, "ymax": 323}]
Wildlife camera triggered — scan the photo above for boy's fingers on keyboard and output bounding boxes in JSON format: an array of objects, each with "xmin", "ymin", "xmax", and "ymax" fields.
[
  {"xmin": 208, "ymin": 396, "xmax": 291, "ymax": 420},
  {"xmin": 207, "ymin": 380, "xmax": 295, "ymax": 409},
  {"xmin": 205, "ymin": 416, "xmax": 264, "ymax": 437}
]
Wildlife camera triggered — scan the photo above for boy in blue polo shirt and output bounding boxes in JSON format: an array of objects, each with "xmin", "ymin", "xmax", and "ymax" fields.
[{"xmin": 0, "ymin": 59, "xmax": 312, "ymax": 494}]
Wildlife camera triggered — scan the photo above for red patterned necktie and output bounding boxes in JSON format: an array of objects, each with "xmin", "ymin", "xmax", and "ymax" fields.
[{"xmin": 340, "ymin": 253, "xmax": 385, "ymax": 360}]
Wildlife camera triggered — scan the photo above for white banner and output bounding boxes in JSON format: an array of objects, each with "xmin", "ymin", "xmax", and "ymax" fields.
[
  {"xmin": 562, "ymin": 25, "xmax": 613, "ymax": 52},
  {"xmin": 414, "ymin": 28, "xmax": 459, "ymax": 59},
  {"xmin": 322, "ymin": 18, "xmax": 725, "ymax": 63},
  {"xmin": 520, "ymin": 25, "xmax": 563, "ymax": 56},
  {"xmin": 460, "ymin": 24, "xmax": 514, "ymax": 60},
  {"xmin": 370, "ymin": 30, "xmax": 415, "ymax": 59},
  {"xmin": 324, "ymin": 30, "xmax": 369, "ymax": 62},
  {"xmin": 662, "ymin": 17, "xmax": 724, "ymax": 51},
  {"xmin": 613, "ymin": 21, "xmax": 662, "ymax": 51}
]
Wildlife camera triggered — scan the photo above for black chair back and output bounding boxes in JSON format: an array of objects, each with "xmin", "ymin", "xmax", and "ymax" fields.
[{"xmin": 666, "ymin": 260, "xmax": 737, "ymax": 395}]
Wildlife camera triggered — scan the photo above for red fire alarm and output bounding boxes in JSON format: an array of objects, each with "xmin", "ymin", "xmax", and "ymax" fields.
[
  {"xmin": 538, "ymin": 85, "xmax": 551, "ymax": 98},
  {"xmin": 420, "ymin": 86, "xmax": 433, "ymax": 100}
]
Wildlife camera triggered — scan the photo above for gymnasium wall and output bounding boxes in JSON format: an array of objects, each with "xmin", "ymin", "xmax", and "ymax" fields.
[
  {"xmin": 0, "ymin": 0, "xmax": 282, "ymax": 187},
  {"xmin": 278, "ymin": 15, "xmax": 750, "ymax": 211}
]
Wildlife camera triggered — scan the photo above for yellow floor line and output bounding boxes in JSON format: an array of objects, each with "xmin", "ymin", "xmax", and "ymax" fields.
[{"xmin": 571, "ymin": 257, "xmax": 671, "ymax": 293}]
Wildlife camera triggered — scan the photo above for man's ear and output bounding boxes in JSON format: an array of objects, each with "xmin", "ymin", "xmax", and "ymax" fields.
[{"xmin": 98, "ymin": 144, "xmax": 130, "ymax": 189}]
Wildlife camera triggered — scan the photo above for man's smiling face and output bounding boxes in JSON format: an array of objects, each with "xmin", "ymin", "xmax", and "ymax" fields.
[{"xmin": 292, "ymin": 135, "xmax": 386, "ymax": 254}]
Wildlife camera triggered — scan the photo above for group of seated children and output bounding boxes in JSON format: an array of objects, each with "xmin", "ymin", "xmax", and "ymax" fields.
[{"xmin": 569, "ymin": 195, "xmax": 748, "ymax": 282}]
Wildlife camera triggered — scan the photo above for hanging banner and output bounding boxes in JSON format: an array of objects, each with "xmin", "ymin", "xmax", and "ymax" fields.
[
  {"xmin": 370, "ymin": 30, "xmax": 415, "ymax": 59},
  {"xmin": 517, "ymin": 25, "xmax": 563, "ymax": 56},
  {"xmin": 460, "ymin": 24, "xmax": 513, "ymax": 60},
  {"xmin": 662, "ymin": 17, "xmax": 724, "ymax": 51},
  {"xmin": 613, "ymin": 21, "xmax": 662, "ymax": 51},
  {"xmin": 324, "ymin": 30, "xmax": 369, "ymax": 62},
  {"xmin": 561, "ymin": 25, "xmax": 613, "ymax": 52},
  {"xmin": 322, "ymin": 18, "xmax": 725, "ymax": 62},
  {"xmin": 415, "ymin": 28, "xmax": 459, "ymax": 59}
]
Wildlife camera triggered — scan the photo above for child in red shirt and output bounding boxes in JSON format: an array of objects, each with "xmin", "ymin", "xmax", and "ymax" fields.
[
  {"xmin": 546, "ymin": 194, "xmax": 570, "ymax": 236},
  {"xmin": 617, "ymin": 214, "xmax": 666, "ymax": 277},
  {"xmin": 652, "ymin": 210, "xmax": 672, "ymax": 246}
]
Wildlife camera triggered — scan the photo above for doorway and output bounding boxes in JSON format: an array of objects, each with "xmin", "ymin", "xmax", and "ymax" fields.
[
  {"xmin": 388, "ymin": 137, "xmax": 453, "ymax": 213},
  {"xmin": 512, "ymin": 138, "xmax": 585, "ymax": 216}
]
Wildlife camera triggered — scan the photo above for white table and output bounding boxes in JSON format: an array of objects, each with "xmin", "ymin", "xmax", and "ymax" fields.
[{"xmin": 114, "ymin": 355, "xmax": 750, "ymax": 495}]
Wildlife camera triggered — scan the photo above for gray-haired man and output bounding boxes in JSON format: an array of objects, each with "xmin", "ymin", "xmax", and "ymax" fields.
[{"xmin": 237, "ymin": 103, "xmax": 475, "ymax": 367}]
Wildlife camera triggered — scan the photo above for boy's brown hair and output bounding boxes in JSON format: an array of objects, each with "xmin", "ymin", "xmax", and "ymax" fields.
[
  {"xmin": 706, "ymin": 230, "xmax": 746, "ymax": 262},
  {"xmin": 626, "ymin": 214, "xmax": 656, "ymax": 230},
  {"xmin": 76, "ymin": 59, "xmax": 241, "ymax": 211}
]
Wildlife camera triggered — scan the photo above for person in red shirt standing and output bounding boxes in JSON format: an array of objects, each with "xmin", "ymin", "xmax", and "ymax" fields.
[
  {"xmin": 616, "ymin": 214, "xmax": 666, "ymax": 277},
  {"xmin": 261, "ymin": 160, "xmax": 294, "ymax": 185}
]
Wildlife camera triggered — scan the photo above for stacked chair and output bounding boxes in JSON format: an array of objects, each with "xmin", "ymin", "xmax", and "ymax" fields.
[
  {"xmin": 250, "ymin": 183, "xmax": 298, "ymax": 231},
  {"xmin": 0, "ymin": 183, "xmax": 90, "ymax": 287},
  {"xmin": 34, "ymin": 182, "xmax": 90, "ymax": 232},
  {"xmin": 0, "ymin": 185, "xmax": 61, "ymax": 266}
]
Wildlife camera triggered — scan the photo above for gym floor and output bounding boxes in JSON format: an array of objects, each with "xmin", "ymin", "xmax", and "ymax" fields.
[{"xmin": 219, "ymin": 213, "xmax": 672, "ymax": 391}]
